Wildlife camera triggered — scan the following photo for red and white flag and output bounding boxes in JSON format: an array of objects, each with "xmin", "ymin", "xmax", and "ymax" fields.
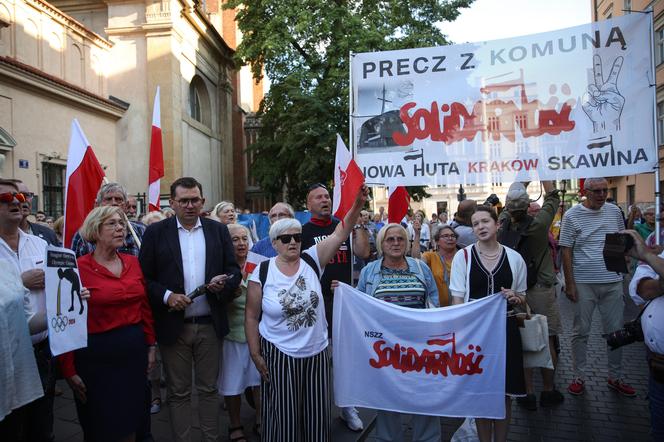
[
  {"xmin": 63, "ymin": 120, "xmax": 105, "ymax": 248},
  {"xmin": 388, "ymin": 186, "xmax": 410, "ymax": 224},
  {"xmin": 332, "ymin": 134, "xmax": 364, "ymax": 224},
  {"xmin": 244, "ymin": 251, "xmax": 268, "ymax": 275},
  {"xmin": 148, "ymin": 87, "xmax": 164, "ymax": 212}
]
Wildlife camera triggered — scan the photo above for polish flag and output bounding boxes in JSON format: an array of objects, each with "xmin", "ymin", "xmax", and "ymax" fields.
[
  {"xmin": 63, "ymin": 120, "xmax": 105, "ymax": 248},
  {"xmin": 148, "ymin": 87, "xmax": 164, "ymax": 212},
  {"xmin": 244, "ymin": 251, "xmax": 268, "ymax": 275},
  {"xmin": 388, "ymin": 186, "xmax": 410, "ymax": 224},
  {"xmin": 332, "ymin": 134, "xmax": 364, "ymax": 224}
]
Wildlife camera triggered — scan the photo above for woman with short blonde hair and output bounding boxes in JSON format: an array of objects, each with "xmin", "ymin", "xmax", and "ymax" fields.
[{"xmin": 61, "ymin": 206, "xmax": 156, "ymax": 442}]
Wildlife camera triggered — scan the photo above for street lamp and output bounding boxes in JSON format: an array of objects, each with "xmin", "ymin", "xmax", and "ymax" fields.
[{"xmin": 457, "ymin": 184, "xmax": 466, "ymax": 202}]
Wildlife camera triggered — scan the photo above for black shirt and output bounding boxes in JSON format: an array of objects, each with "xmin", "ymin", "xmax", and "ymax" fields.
[{"xmin": 301, "ymin": 219, "xmax": 352, "ymax": 327}]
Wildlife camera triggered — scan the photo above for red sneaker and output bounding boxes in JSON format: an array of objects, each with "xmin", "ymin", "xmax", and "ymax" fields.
[
  {"xmin": 607, "ymin": 378, "xmax": 636, "ymax": 397},
  {"xmin": 567, "ymin": 378, "xmax": 585, "ymax": 395}
]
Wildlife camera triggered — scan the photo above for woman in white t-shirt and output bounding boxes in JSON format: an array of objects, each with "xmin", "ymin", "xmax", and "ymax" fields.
[{"xmin": 246, "ymin": 186, "xmax": 368, "ymax": 441}]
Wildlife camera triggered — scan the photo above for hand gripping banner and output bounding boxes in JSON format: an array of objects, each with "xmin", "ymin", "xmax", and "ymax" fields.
[
  {"xmin": 333, "ymin": 284, "xmax": 507, "ymax": 418},
  {"xmin": 351, "ymin": 13, "xmax": 655, "ymax": 185}
]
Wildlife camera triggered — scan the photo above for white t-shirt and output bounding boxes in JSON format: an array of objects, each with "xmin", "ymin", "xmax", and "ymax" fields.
[{"xmin": 248, "ymin": 245, "xmax": 328, "ymax": 358}]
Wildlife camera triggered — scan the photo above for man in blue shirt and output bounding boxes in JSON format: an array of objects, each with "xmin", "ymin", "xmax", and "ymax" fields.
[{"xmin": 250, "ymin": 202, "xmax": 294, "ymax": 257}]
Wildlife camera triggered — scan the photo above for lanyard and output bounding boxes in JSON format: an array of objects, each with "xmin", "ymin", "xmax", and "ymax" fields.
[{"xmin": 437, "ymin": 253, "xmax": 450, "ymax": 287}]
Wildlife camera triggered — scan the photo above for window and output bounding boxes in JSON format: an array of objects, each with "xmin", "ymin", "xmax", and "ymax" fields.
[
  {"xmin": 488, "ymin": 116, "xmax": 500, "ymax": 132},
  {"xmin": 624, "ymin": 0, "xmax": 631, "ymax": 13},
  {"xmin": 658, "ymin": 101, "xmax": 664, "ymax": 145},
  {"xmin": 657, "ymin": 28, "xmax": 664, "ymax": 66},
  {"xmin": 42, "ymin": 163, "xmax": 66, "ymax": 217},
  {"xmin": 627, "ymin": 184, "xmax": 635, "ymax": 207},
  {"xmin": 515, "ymin": 114, "xmax": 527, "ymax": 131},
  {"xmin": 189, "ymin": 76, "xmax": 211, "ymax": 127}
]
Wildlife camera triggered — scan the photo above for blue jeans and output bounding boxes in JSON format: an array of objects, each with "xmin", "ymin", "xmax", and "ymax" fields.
[{"xmin": 650, "ymin": 374, "xmax": 664, "ymax": 441}]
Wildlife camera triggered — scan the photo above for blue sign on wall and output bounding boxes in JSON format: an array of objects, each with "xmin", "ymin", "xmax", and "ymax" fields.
[{"xmin": 18, "ymin": 159, "xmax": 29, "ymax": 169}]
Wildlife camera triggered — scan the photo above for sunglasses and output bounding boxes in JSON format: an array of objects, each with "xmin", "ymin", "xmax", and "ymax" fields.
[
  {"xmin": 307, "ymin": 183, "xmax": 328, "ymax": 192},
  {"xmin": 0, "ymin": 192, "xmax": 27, "ymax": 203},
  {"xmin": 276, "ymin": 233, "xmax": 302, "ymax": 244}
]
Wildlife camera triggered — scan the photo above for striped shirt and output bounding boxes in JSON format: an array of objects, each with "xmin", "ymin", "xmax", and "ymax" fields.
[
  {"xmin": 373, "ymin": 267, "xmax": 427, "ymax": 309},
  {"xmin": 558, "ymin": 202, "xmax": 624, "ymax": 283}
]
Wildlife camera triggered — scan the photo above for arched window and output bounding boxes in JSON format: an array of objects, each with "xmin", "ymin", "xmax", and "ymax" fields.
[{"xmin": 189, "ymin": 75, "xmax": 211, "ymax": 127}]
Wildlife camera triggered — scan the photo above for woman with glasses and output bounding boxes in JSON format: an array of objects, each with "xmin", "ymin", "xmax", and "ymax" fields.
[
  {"xmin": 245, "ymin": 186, "xmax": 368, "ymax": 441},
  {"xmin": 355, "ymin": 223, "xmax": 440, "ymax": 441},
  {"xmin": 449, "ymin": 205, "xmax": 527, "ymax": 442},
  {"xmin": 412, "ymin": 224, "xmax": 459, "ymax": 307},
  {"xmin": 60, "ymin": 206, "xmax": 156, "ymax": 442}
]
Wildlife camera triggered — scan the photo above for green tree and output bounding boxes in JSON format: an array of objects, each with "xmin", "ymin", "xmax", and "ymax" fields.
[{"xmin": 227, "ymin": 0, "xmax": 474, "ymax": 207}]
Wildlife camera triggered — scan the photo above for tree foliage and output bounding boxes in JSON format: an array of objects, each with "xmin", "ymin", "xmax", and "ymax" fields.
[{"xmin": 226, "ymin": 0, "xmax": 474, "ymax": 207}]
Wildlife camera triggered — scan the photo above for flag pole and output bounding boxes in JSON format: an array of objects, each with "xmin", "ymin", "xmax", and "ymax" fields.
[
  {"xmin": 102, "ymin": 177, "xmax": 142, "ymax": 248},
  {"xmin": 646, "ymin": 6, "xmax": 660, "ymax": 245}
]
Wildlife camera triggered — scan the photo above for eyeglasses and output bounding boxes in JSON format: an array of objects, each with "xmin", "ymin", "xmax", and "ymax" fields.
[
  {"xmin": 174, "ymin": 197, "xmax": 203, "ymax": 207},
  {"xmin": 385, "ymin": 236, "xmax": 405, "ymax": 244},
  {"xmin": 276, "ymin": 233, "xmax": 302, "ymax": 244},
  {"xmin": 102, "ymin": 220, "xmax": 126, "ymax": 230},
  {"xmin": 0, "ymin": 192, "xmax": 27, "ymax": 203},
  {"xmin": 587, "ymin": 188, "xmax": 608, "ymax": 195},
  {"xmin": 22, "ymin": 192, "xmax": 35, "ymax": 200},
  {"xmin": 439, "ymin": 234, "xmax": 457, "ymax": 240}
]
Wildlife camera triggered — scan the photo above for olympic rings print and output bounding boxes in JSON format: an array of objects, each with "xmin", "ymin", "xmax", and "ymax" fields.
[{"xmin": 51, "ymin": 315, "xmax": 68, "ymax": 332}]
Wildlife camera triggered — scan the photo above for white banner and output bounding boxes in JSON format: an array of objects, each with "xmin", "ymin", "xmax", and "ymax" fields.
[
  {"xmin": 333, "ymin": 284, "xmax": 506, "ymax": 418},
  {"xmin": 352, "ymin": 14, "xmax": 655, "ymax": 186},
  {"xmin": 44, "ymin": 246, "xmax": 87, "ymax": 356}
]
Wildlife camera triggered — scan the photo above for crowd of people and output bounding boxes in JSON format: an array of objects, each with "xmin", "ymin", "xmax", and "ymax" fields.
[{"xmin": 1, "ymin": 174, "xmax": 662, "ymax": 442}]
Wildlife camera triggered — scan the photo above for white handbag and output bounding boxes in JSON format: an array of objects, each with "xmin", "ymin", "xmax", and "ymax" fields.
[{"xmin": 519, "ymin": 313, "xmax": 548, "ymax": 352}]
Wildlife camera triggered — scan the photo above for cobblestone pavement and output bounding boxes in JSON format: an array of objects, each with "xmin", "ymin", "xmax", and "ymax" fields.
[
  {"xmin": 362, "ymin": 289, "xmax": 653, "ymax": 441},
  {"xmin": 54, "ymin": 289, "xmax": 652, "ymax": 441}
]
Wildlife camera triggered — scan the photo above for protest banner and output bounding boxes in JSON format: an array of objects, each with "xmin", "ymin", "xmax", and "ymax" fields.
[
  {"xmin": 44, "ymin": 246, "xmax": 87, "ymax": 356},
  {"xmin": 351, "ymin": 13, "xmax": 655, "ymax": 186},
  {"xmin": 333, "ymin": 284, "xmax": 506, "ymax": 418}
]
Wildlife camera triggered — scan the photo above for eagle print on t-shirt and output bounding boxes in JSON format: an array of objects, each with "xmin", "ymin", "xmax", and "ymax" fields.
[{"xmin": 278, "ymin": 275, "xmax": 319, "ymax": 331}]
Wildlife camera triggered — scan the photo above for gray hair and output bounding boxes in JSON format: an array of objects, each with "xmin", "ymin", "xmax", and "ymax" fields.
[
  {"xmin": 269, "ymin": 218, "xmax": 302, "ymax": 241},
  {"xmin": 227, "ymin": 223, "xmax": 251, "ymax": 238},
  {"xmin": 584, "ymin": 177, "xmax": 607, "ymax": 189},
  {"xmin": 214, "ymin": 201, "xmax": 235, "ymax": 217},
  {"xmin": 141, "ymin": 211, "xmax": 165, "ymax": 226},
  {"xmin": 375, "ymin": 223, "xmax": 409, "ymax": 257},
  {"xmin": 269, "ymin": 202, "xmax": 295, "ymax": 218},
  {"xmin": 95, "ymin": 182, "xmax": 128, "ymax": 205}
]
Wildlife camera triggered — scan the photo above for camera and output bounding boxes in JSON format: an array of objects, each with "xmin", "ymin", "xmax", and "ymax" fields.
[
  {"xmin": 602, "ymin": 233, "xmax": 634, "ymax": 273},
  {"xmin": 484, "ymin": 194, "xmax": 500, "ymax": 206},
  {"xmin": 604, "ymin": 318, "xmax": 644, "ymax": 350}
]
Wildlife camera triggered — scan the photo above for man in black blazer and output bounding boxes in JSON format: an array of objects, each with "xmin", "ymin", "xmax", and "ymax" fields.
[{"xmin": 139, "ymin": 177, "xmax": 240, "ymax": 442}]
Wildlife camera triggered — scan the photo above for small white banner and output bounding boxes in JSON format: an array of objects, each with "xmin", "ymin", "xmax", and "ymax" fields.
[
  {"xmin": 333, "ymin": 284, "xmax": 506, "ymax": 418},
  {"xmin": 352, "ymin": 13, "xmax": 655, "ymax": 185},
  {"xmin": 44, "ymin": 246, "xmax": 87, "ymax": 356}
]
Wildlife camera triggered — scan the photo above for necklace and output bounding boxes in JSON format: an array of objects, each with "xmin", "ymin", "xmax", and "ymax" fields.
[{"xmin": 477, "ymin": 243, "xmax": 501, "ymax": 259}]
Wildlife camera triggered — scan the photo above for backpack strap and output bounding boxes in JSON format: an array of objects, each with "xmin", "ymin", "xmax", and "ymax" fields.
[
  {"xmin": 301, "ymin": 253, "xmax": 321, "ymax": 279},
  {"xmin": 259, "ymin": 260, "xmax": 270, "ymax": 287}
]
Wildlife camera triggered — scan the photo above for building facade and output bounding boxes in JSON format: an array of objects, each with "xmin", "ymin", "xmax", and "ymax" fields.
[
  {"xmin": 0, "ymin": 0, "xmax": 125, "ymax": 216},
  {"xmin": 0, "ymin": 0, "xmax": 265, "ymax": 217}
]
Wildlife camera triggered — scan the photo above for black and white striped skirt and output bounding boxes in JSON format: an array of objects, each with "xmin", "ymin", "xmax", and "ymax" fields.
[{"xmin": 260, "ymin": 337, "xmax": 331, "ymax": 442}]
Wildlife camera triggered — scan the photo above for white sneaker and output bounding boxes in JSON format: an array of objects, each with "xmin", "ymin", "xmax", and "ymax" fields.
[{"xmin": 340, "ymin": 407, "xmax": 363, "ymax": 432}]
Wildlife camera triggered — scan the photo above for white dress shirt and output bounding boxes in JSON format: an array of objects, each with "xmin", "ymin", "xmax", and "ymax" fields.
[
  {"xmin": 629, "ymin": 258, "xmax": 664, "ymax": 354},
  {"xmin": 0, "ymin": 229, "xmax": 48, "ymax": 344},
  {"xmin": 162, "ymin": 217, "xmax": 209, "ymax": 318}
]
